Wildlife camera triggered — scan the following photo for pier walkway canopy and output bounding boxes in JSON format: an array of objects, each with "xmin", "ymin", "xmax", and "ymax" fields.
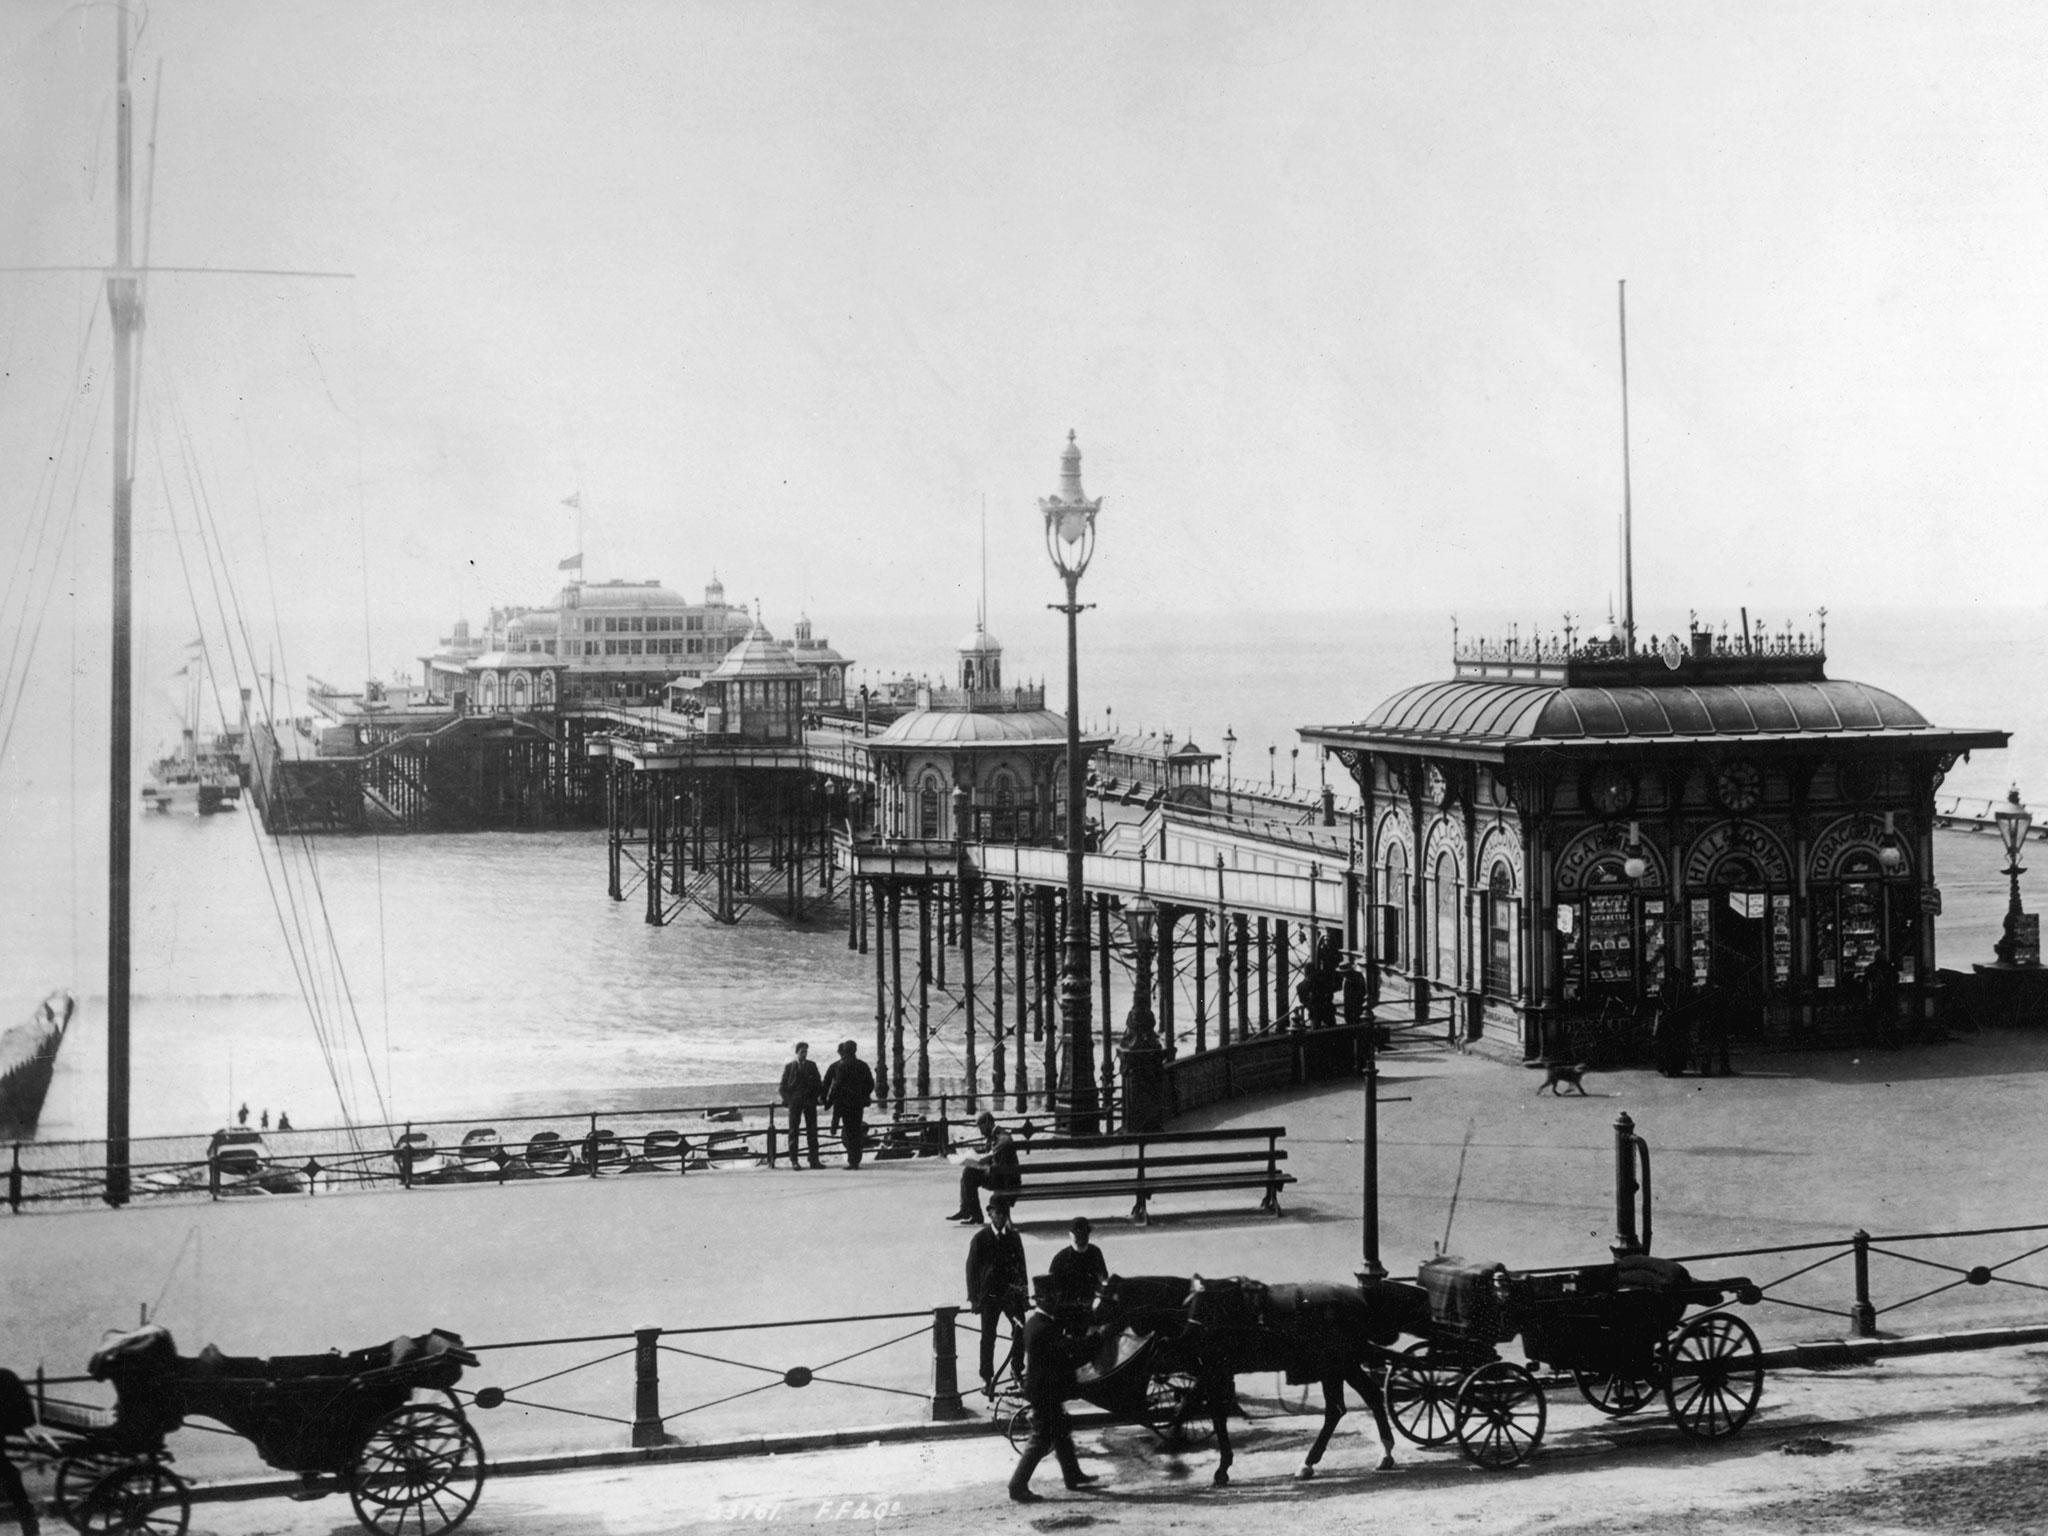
[{"xmin": 1301, "ymin": 625, "xmax": 2008, "ymax": 1064}]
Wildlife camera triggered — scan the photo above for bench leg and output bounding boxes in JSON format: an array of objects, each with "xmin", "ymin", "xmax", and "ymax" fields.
[
  {"xmin": 1131, "ymin": 1195, "xmax": 1149, "ymax": 1227},
  {"xmin": 1261, "ymin": 1185, "xmax": 1283, "ymax": 1217}
]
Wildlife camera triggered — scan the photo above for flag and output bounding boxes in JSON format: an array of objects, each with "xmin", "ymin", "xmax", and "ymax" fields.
[
  {"xmin": 561, "ymin": 492, "xmax": 581, "ymax": 510},
  {"xmin": 557, "ymin": 552, "xmax": 583, "ymax": 572}
]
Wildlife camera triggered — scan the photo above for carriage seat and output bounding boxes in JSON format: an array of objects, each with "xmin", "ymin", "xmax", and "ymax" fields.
[{"xmin": 1418, "ymin": 1257, "xmax": 1513, "ymax": 1343}]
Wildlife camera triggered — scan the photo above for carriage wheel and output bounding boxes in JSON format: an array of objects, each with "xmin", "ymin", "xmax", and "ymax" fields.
[
  {"xmin": 1383, "ymin": 1343, "xmax": 1463, "ymax": 1447},
  {"xmin": 1662, "ymin": 1314, "xmax": 1763, "ymax": 1440},
  {"xmin": 1143, "ymin": 1371, "xmax": 1213, "ymax": 1447},
  {"xmin": 54, "ymin": 1451, "xmax": 130, "ymax": 1526},
  {"xmin": 70, "ymin": 1462, "xmax": 191, "ymax": 1536},
  {"xmin": 347, "ymin": 1403, "xmax": 487, "ymax": 1536},
  {"xmin": 1453, "ymin": 1362, "xmax": 1546, "ymax": 1470},
  {"xmin": 1572, "ymin": 1360, "xmax": 1661, "ymax": 1418}
]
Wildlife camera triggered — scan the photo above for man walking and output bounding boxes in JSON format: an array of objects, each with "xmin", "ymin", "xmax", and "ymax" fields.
[
  {"xmin": 965, "ymin": 1197, "xmax": 1028, "ymax": 1394},
  {"xmin": 778, "ymin": 1041, "xmax": 825, "ymax": 1169},
  {"xmin": 1008, "ymin": 1276, "xmax": 1099, "ymax": 1502},
  {"xmin": 820, "ymin": 1039, "xmax": 874, "ymax": 1169}
]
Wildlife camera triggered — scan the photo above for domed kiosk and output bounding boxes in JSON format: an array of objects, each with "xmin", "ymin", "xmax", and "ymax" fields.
[{"xmin": 1303, "ymin": 622, "xmax": 2008, "ymax": 1063}]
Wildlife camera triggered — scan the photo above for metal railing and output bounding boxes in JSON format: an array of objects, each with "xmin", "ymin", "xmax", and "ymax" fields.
[
  {"xmin": 3, "ymin": 1090, "xmax": 1092, "ymax": 1214},
  {"xmin": 18, "ymin": 1218, "xmax": 2042, "ymax": 1483}
]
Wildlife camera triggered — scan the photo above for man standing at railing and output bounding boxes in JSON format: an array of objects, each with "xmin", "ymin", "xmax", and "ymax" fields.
[
  {"xmin": 778, "ymin": 1042, "xmax": 825, "ymax": 1169},
  {"xmin": 965, "ymin": 1196, "xmax": 1028, "ymax": 1395},
  {"xmin": 821, "ymin": 1039, "xmax": 874, "ymax": 1169}
]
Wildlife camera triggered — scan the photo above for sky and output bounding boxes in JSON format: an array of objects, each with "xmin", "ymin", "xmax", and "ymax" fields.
[{"xmin": 3, "ymin": 0, "xmax": 2048, "ymax": 695}]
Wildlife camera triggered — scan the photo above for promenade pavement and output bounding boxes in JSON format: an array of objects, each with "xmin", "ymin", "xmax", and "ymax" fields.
[
  {"xmin": 5, "ymin": 1023, "xmax": 2048, "ymax": 1494},
  {"xmin": 126, "ymin": 1344, "xmax": 2048, "ymax": 1535}
]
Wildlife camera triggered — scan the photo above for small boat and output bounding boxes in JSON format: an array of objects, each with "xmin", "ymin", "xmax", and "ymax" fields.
[
  {"xmin": 522, "ymin": 1130, "xmax": 576, "ymax": 1175},
  {"xmin": 630, "ymin": 1129, "xmax": 686, "ymax": 1171},
  {"xmin": 579, "ymin": 1128, "xmax": 628, "ymax": 1174},
  {"xmin": 208, "ymin": 1127, "xmax": 304, "ymax": 1195},
  {"xmin": 392, "ymin": 1130, "xmax": 452, "ymax": 1182},
  {"xmin": 0, "ymin": 991, "xmax": 74, "ymax": 1141},
  {"xmin": 458, "ymin": 1127, "xmax": 503, "ymax": 1165}
]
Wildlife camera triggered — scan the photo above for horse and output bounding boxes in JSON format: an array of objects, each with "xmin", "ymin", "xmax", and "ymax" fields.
[{"xmin": 1092, "ymin": 1273, "xmax": 1432, "ymax": 1486}]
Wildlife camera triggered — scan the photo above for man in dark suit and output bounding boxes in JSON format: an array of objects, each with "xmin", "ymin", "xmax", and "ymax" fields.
[
  {"xmin": 820, "ymin": 1040, "xmax": 874, "ymax": 1169},
  {"xmin": 948, "ymin": 1109, "xmax": 1018, "ymax": 1222},
  {"xmin": 1008, "ymin": 1277, "xmax": 1099, "ymax": 1502},
  {"xmin": 1047, "ymin": 1216, "xmax": 1108, "ymax": 1319},
  {"xmin": 965, "ymin": 1197, "xmax": 1028, "ymax": 1393},
  {"xmin": 778, "ymin": 1042, "xmax": 824, "ymax": 1169}
]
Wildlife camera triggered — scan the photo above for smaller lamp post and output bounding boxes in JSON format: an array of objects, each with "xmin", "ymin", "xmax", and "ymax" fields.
[
  {"xmin": 1222, "ymin": 727, "xmax": 1236, "ymax": 814},
  {"xmin": 1122, "ymin": 892, "xmax": 1158, "ymax": 1045},
  {"xmin": 1994, "ymin": 786, "xmax": 2035, "ymax": 967},
  {"xmin": 1291, "ymin": 746, "xmax": 1300, "ymax": 793},
  {"xmin": 1268, "ymin": 744, "xmax": 1276, "ymax": 787}
]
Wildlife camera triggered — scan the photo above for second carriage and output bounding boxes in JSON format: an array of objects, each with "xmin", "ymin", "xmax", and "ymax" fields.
[
  {"xmin": 1384, "ymin": 1250, "xmax": 1765, "ymax": 1468},
  {"xmin": 9, "ymin": 1322, "xmax": 486, "ymax": 1536}
]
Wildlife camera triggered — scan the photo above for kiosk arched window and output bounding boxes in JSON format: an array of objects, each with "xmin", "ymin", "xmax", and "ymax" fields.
[
  {"xmin": 1483, "ymin": 863, "xmax": 1517, "ymax": 998},
  {"xmin": 1432, "ymin": 851, "xmax": 1460, "ymax": 986},
  {"xmin": 919, "ymin": 777, "xmax": 943, "ymax": 839},
  {"xmin": 1379, "ymin": 842, "xmax": 1408, "ymax": 968}
]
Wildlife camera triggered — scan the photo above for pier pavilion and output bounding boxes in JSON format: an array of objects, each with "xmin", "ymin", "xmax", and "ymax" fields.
[{"xmin": 1302, "ymin": 623, "xmax": 2008, "ymax": 1062}]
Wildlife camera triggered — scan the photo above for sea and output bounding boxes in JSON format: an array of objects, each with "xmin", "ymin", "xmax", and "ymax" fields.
[{"xmin": 2, "ymin": 604, "xmax": 2042, "ymax": 1142}]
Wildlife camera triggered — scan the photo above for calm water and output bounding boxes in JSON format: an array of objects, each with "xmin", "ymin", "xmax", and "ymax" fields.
[{"xmin": 3, "ymin": 605, "xmax": 2041, "ymax": 1138}]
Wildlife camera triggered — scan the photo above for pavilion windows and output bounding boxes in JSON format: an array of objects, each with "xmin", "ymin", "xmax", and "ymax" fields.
[
  {"xmin": 992, "ymin": 775, "xmax": 1018, "ymax": 842},
  {"xmin": 1378, "ymin": 842, "xmax": 1409, "ymax": 969},
  {"xmin": 919, "ymin": 777, "xmax": 943, "ymax": 839},
  {"xmin": 1431, "ymin": 852, "xmax": 1460, "ymax": 988},
  {"xmin": 1482, "ymin": 864, "xmax": 1518, "ymax": 999}
]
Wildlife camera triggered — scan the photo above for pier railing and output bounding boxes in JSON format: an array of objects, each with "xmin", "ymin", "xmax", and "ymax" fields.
[{"xmin": 2, "ymin": 1089, "xmax": 1087, "ymax": 1214}]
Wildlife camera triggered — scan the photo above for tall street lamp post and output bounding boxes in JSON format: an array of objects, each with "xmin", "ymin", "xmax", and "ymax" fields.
[
  {"xmin": 1994, "ymin": 786, "xmax": 2035, "ymax": 967},
  {"xmin": 1043, "ymin": 431, "xmax": 1102, "ymax": 1135},
  {"xmin": 1222, "ymin": 726, "xmax": 1236, "ymax": 815}
]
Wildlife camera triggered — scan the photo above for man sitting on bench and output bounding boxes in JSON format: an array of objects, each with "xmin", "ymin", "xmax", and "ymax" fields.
[{"xmin": 947, "ymin": 1110, "xmax": 1019, "ymax": 1224}]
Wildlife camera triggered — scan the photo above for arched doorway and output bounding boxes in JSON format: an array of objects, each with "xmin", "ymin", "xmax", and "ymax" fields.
[{"xmin": 1706, "ymin": 855, "xmax": 1770, "ymax": 1042}]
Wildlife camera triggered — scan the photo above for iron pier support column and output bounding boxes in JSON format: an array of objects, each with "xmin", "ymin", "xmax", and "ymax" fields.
[{"xmin": 992, "ymin": 883, "xmax": 1007, "ymax": 1108}]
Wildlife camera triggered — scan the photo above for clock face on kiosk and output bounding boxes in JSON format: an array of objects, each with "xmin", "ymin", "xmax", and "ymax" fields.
[
  {"xmin": 1585, "ymin": 765, "xmax": 1635, "ymax": 816},
  {"xmin": 1713, "ymin": 760, "xmax": 1763, "ymax": 813}
]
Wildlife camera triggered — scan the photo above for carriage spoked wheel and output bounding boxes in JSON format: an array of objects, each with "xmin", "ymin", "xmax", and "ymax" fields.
[
  {"xmin": 1661, "ymin": 1314, "xmax": 1764, "ymax": 1440},
  {"xmin": 1382, "ymin": 1343, "xmax": 1463, "ymax": 1447},
  {"xmin": 346, "ymin": 1402, "xmax": 487, "ymax": 1536},
  {"xmin": 1571, "ymin": 1358, "xmax": 1662, "ymax": 1418},
  {"xmin": 1142, "ymin": 1371, "xmax": 1213, "ymax": 1447},
  {"xmin": 1452, "ymin": 1361, "xmax": 1547, "ymax": 1470},
  {"xmin": 53, "ymin": 1451, "xmax": 131, "ymax": 1526},
  {"xmin": 69, "ymin": 1461, "xmax": 192, "ymax": 1536}
]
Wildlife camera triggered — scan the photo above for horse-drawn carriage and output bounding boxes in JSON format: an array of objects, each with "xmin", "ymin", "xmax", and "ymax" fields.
[
  {"xmin": 5, "ymin": 1323, "xmax": 485, "ymax": 1535},
  {"xmin": 999, "ymin": 1252, "xmax": 1763, "ymax": 1483},
  {"xmin": 1384, "ymin": 1251, "xmax": 1765, "ymax": 1468}
]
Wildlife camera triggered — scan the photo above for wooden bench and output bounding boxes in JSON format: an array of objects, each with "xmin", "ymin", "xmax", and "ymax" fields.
[{"xmin": 995, "ymin": 1126, "xmax": 1294, "ymax": 1225}]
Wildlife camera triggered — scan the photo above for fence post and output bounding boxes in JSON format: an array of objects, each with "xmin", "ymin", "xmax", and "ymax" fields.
[
  {"xmin": 400, "ymin": 1122, "xmax": 413, "ymax": 1190},
  {"xmin": 929, "ymin": 1306, "xmax": 970, "ymax": 1420},
  {"xmin": 7, "ymin": 1142, "xmax": 19, "ymax": 1213},
  {"xmin": 632, "ymin": 1327, "xmax": 666, "ymax": 1447},
  {"xmin": 767, "ymin": 1105, "xmax": 779, "ymax": 1168},
  {"xmin": 938, "ymin": 1095, "xmax": 951, "ymax": 1153},
  {"xmin": 1850, "ymin": 1230, "xmax": 1877, "ymax": 1337}
]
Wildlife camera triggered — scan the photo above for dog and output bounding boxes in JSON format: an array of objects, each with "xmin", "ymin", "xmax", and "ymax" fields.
[{"xmin": 1536, "ymin": 1060, "xmax": 1591, "ymax": 1096}]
